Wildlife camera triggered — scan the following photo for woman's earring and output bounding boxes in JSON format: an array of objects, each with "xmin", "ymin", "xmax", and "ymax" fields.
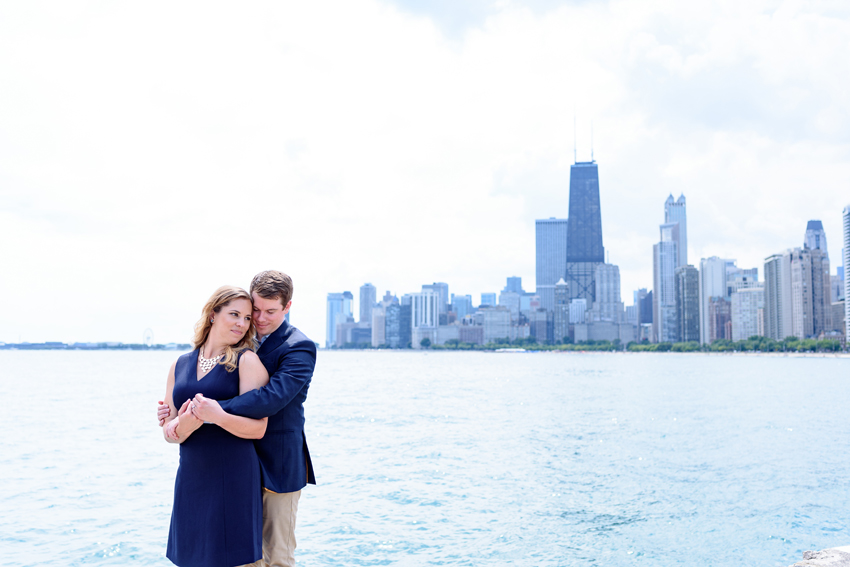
[{"xmin": 210, "ymin": 318, "xmax": 214, "ymax": 323}]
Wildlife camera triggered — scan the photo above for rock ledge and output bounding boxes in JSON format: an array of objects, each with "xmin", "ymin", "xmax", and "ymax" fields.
[{"xmin": 790, "ymin": 547, "xmax": 850, "ymax": 567}]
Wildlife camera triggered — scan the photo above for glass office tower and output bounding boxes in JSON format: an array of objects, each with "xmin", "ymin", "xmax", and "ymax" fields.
[
  {"xmin": 535, "ymin": 218, "xmax": 568, "ymax": 312},
  {"xmin": 565, "ymin": 160, "xmax": 604, "ymax": 303}
]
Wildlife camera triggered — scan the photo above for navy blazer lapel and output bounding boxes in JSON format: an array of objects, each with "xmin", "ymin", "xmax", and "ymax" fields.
[{"xmin": 257, "ymin": 320, "xmax": 291, "ymax": 357}]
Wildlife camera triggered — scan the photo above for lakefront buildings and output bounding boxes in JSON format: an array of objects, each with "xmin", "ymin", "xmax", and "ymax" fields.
[
  {"xmin": 763, "ymin": 222, "xmax": 839, "ymax": 342},
  {"xmin": 325, "ymin": 156, "xmax": 847, "ymax": 349}
]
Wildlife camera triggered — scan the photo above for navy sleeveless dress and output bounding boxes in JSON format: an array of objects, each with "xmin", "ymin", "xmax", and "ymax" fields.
[{"xmin": 166, "ymin": 349, "xmax": 262, "ymax": 567}]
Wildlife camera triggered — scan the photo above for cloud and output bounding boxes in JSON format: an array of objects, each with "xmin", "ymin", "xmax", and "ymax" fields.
[{"xmin": 0, "ymin": 0, "xmax": 847, "ymax": 345}]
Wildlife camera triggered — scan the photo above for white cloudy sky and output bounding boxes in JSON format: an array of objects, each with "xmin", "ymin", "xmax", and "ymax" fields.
[{"xmin": 1, "ymin": 0, "xmax": 848, "ymax": 345}]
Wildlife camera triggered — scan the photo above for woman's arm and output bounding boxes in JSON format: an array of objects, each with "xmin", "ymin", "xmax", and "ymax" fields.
[
  {"xmin": 191, "ymin": 352, "xmax": 270, "ymax": 440},
  {"xmin": 162, "ymin": 361, "xmax": 203, "ymax": 443}
]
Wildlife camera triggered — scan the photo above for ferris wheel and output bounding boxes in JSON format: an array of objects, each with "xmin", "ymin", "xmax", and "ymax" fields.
[{"xmin": 143, "ymin": 328, "xmax": 154, "ymax": 347}]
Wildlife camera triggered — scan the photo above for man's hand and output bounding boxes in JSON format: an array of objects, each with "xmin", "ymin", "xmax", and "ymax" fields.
[
  {"xmin": 165, "ymin": 417, "xmax": 181, "ymax": 440},
  {"xmin": 180, "ymin": 399, "xmax": 203, "ymax": 433},
  {"xmin": 157, "ymin": 400, "xmax": 172, "ymax": 426},
  {"xmin": 164, "ymin": 400, "xmax": 192, "ymax": 440},
  {"xmin": 165, "ymin": 400, "xmax": 203, "ymax": 441},
  {"xmin": 191, "ymin": 393, "xmax": 224, "ymax": 424}
]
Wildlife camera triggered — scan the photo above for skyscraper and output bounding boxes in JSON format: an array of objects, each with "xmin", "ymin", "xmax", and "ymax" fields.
[
  {"xmin": 789, "ymin": 246, "xmax": 814, "ymax": 339},
  {"xmin": 399, "ymin": 303, "xmax": 412, "ymax": 348},
  {"xmin": 504, "ymin": 277, "xmax": 524, "ymax": 294},
  {"xmin": 553, "ymin": 278, "xmax": 570, "ymax": 342},
  {"xmin": 763, "ymin": 222, "xmax": 836, "ymax": 340},
  {"xmin": 708, "ymin": 297, "xmax": 732, "ymax": 342},
  {"xmin": 565, "ymin": 160, "xmax": 604, "ymax": 303},
  {"xmin": 653, "ymin": 223, "xmax": 679, "ymax": 342},
  {"xmin": 731, "ymin": 285, "xmax": 764, "ymax": 341},
  {"xmin": 385, "ymin": 303, "xmax": 401, "ymax": 348},
  {"xmin": 674, "ymin": 265, "xmax": 700, "ymax": 342},
  {"xmin": 326, "ymin": 291, "xmax": 353, "ymax": 348},
  {"xmin": 805, "ymin": 220, "xmax": 828, "ymax": 251},
  {"xmin": 664, "ymin": 194, "xmax": 688, "ymax": 267},
  {"xmin": 636, "ymin": 289, "xmax": 653, "ymax": 327},
  {"xmin": 411, "ymin": 290, "xmax": 440, "ymax": 348},
  {"xmin": 789, "ymin": 246, "xmax": 832, "ymax": 339},
  {"xmin": 699, "ymin": 257, "xmax": 729, "ymax": 344},
  {"xmin": 535, "ymin": 218, "xmax": 568, "ymax": 312},
  {"xmin": 844, "ymin": 207, "xmax": 850, "ymax": 343},
  {"xmin": 764, "ymin": 251, "xmax": 793, "ymax": 341},
  {"xmin": 809, "ymin": 247, "xmax": 832, "ymax": 336},
  {"xmin": 591, "ymin": 263, "xmax": 623, "ymax": 322},
  {"xmin": 480, "ymin": 293, "xmax": 497, "ymax": 307},
  {"xmin": 451, "ymin": 294, "xmax": 473, "ymax": 318},
  {"xmin": 801, "ymin": 222, "xmax": 832, "ymax": 337},
  {"xmin": 422, "ymin": 283, "xmax": 449, "ymax": 315},
  {"xmin": 371, "ymin": 291, "xmax": 398, "ymax": 347},
  {"xmin": 359, "ymin": 283, "xmax": 376, "ymax": 324}
]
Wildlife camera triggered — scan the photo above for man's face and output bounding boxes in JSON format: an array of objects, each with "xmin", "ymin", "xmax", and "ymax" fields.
[{"xmin": 252, "ymin": 293, "xmax": 291, "ymax": 337}]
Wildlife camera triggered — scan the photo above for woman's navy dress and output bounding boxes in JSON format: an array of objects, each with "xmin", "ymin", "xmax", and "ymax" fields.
[{"xmin": 167, "ymin": 350, "xmax": 262, "ymax": 567}]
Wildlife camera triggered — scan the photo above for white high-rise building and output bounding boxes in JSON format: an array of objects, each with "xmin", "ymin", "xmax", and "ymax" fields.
[
  {"xmin": 371, "ymin": 308, "xmax": 386, "ymax": 347},
  {"xmin": 764, "ymin": 251, "xmax": 794, "ymax": 341},
  {"xmin": 592, "ymin": 263, "xmax": 624, "ymax": 322},
  {"xmin": 411, "ymin": 290, "xmax": 439, "ymax": 328},
  {"xmin": 411, "ymin": 290, "xmax": 440, "ymax": 348},
  {"xmin": 422, "ymin": 283, "xmax": 449, "ymax": 315},
  {"xmin": 731, "ymin": 285, "xmax": 764, "ymax": 341},
  {"xmin": 569, "ymin": 298, "xmax": 587, "ymax": 324},
  {"xmin": 664, "ymin": 194, "xmax": 688, "ymax": 267},
  {"xmin": 843, "ymin": 206, "xmax": 850, "ymax": 343}
]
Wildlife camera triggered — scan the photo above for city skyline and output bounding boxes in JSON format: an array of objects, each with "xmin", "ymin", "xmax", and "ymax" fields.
[
  {"xmin": 1, "ymin": 1, "xmax": 848, "ymax": 347},
  {"xmin": 325, "ymin": 156, "xmax": 846, "ymax": 348}
]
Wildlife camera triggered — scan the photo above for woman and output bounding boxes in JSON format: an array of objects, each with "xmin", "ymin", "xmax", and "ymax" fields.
[{"xmin": 161, "ymin": 286, "xmax": 269, "ymax": 567}]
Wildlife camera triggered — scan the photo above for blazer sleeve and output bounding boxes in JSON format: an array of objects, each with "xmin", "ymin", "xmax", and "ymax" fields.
[{"xmin": 219, "ymin": 340, "xmax": 317, "ymax": 419}]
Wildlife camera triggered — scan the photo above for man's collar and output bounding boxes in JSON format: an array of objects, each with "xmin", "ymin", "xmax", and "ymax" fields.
[{"xmin": 257, "ymin": 320, "xmax": 291, "ymax": 353}]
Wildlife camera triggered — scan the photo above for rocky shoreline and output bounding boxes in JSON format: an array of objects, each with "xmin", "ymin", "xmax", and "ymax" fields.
[{"xmin": 789, "ymin": 546, "xmax": 850, "ymax": 566}]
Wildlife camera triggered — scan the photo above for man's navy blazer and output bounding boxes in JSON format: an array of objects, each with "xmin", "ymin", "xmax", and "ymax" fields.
[{"xmin": 219, "ymin": 320, "xmax": 317, "ymax": 494}]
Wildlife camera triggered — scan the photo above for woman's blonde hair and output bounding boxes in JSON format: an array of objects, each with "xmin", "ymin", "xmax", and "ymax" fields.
[{"xmin": 192, "ymin": 286, "xmax": 256, "ymax": 372}]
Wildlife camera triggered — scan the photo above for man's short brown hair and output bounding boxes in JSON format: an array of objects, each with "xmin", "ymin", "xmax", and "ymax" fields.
[{"xmin": 250, "ymin": 270, "xmax": 294, "ymax": 306}]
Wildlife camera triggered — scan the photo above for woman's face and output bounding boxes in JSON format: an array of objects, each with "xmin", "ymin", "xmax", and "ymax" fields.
[{"xmin": 210, "ymin": 298, "xmax": 253, "ymax": 345}]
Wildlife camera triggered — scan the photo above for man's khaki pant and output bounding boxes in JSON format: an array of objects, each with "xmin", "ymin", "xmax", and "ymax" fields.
[{"xmin": 262, "ymin": 489, "xmax": 301, "ymax": 567}]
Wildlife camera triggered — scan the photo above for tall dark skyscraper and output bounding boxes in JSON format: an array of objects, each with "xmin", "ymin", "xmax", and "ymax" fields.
[{"xmin": 565, "ymin": 160, "xmax": 604, "ymax": 302}]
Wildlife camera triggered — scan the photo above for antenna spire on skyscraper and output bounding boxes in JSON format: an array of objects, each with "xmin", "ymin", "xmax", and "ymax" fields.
[
  {"xmin": 573, "ymin": 111, "xmax": 577, "ymax": 164},
  {"xmin": 591, "ymin": 120, "xmax": 594, "ymax": 162}
]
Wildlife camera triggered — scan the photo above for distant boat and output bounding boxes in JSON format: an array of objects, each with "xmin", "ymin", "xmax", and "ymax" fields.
[{"xmin": 495, "ymin": 348, "xmax": 526, "ymax": 353}]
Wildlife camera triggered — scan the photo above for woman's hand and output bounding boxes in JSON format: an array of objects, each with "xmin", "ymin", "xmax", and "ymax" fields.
[
  {"xmin": 191, "ymin": 393, "xmax": 224, "ymax": 424},
  {"xmin": 157, "ymin": 400, "xmax": 172, "ymax": 426}
]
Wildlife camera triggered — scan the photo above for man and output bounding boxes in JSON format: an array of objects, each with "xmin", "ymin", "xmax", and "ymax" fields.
[{"xmin": 159, "ymin": 270, "xmax": 316, "ymax": 567}]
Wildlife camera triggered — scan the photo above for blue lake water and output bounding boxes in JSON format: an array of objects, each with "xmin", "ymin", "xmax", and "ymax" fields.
[{"xmin": 1, "ymin": 350, "xmax": 849, "ymax": 566}]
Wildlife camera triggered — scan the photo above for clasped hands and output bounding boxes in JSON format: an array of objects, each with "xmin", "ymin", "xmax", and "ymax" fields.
[{"xmin": 162, "ymin": 394, "xmax": 224, "ymax": 441}]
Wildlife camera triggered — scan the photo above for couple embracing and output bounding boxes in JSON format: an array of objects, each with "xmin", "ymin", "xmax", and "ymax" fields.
[{"xmin": 157, "ymin": 270, "xmax": 316, "ymax": 567}]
